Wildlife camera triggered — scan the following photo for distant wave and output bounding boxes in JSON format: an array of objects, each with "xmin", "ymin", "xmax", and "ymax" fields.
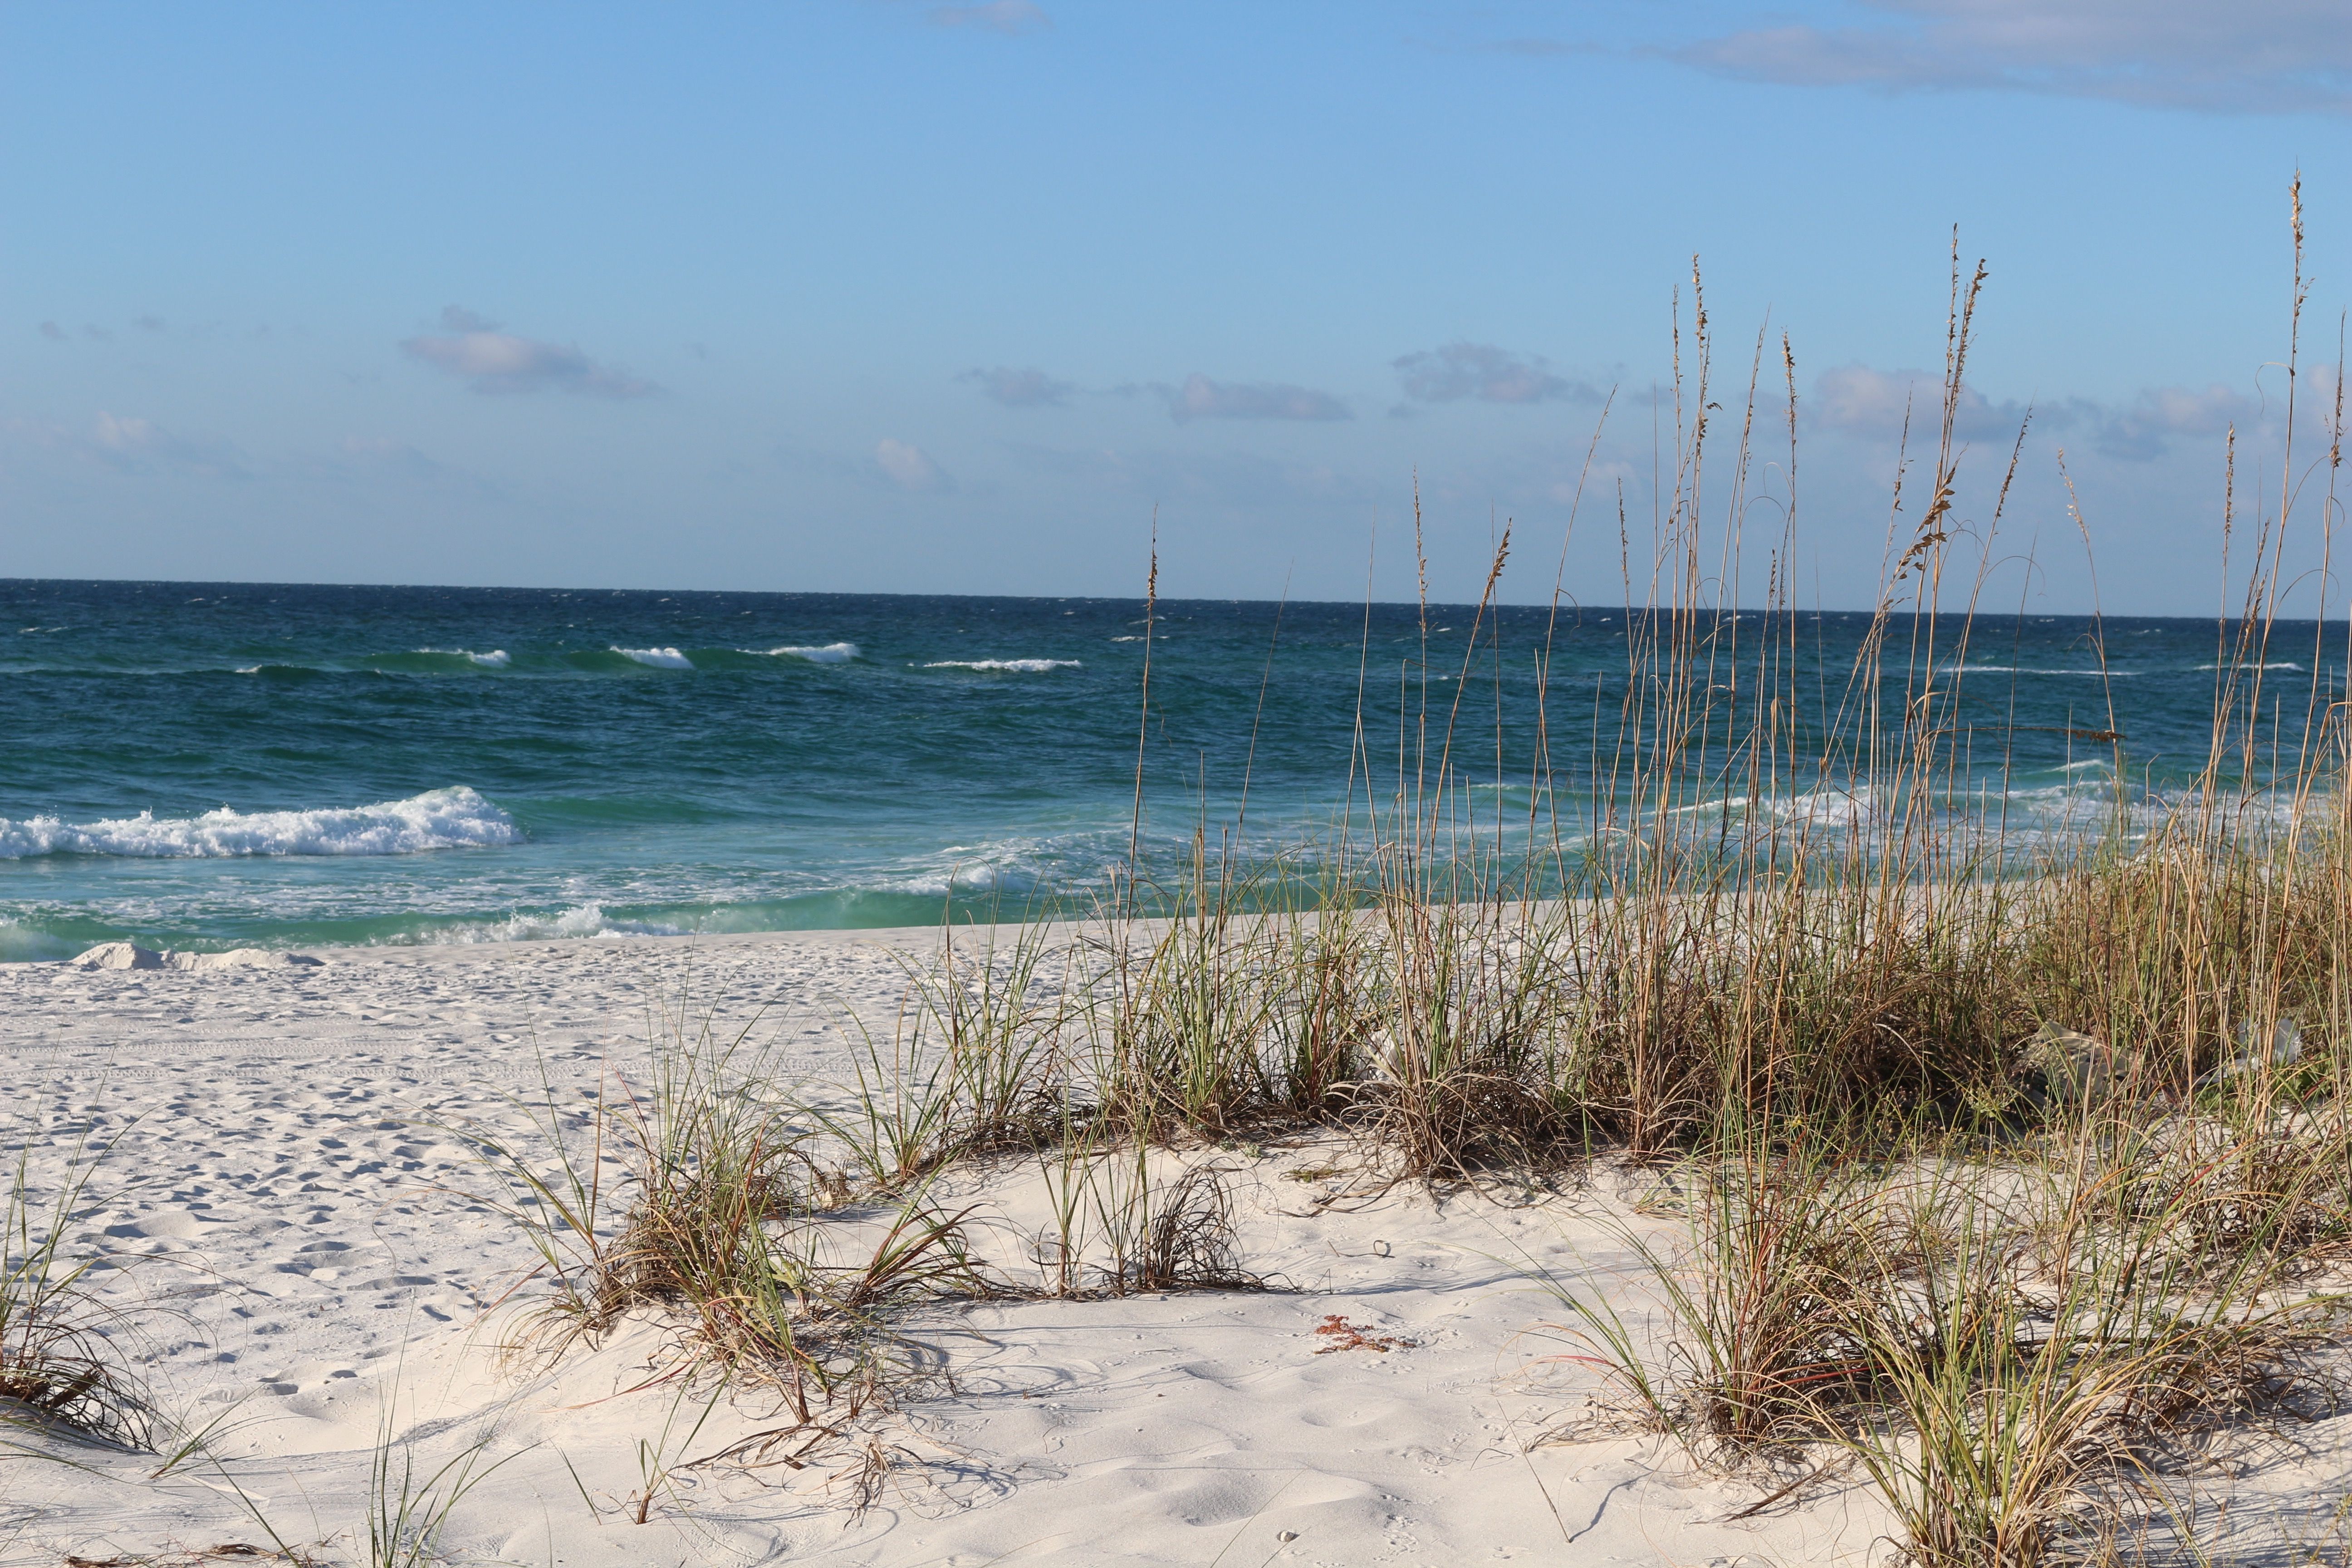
[
  {"xmin": 922, "ymin": 659, "xmax": 1083, "ymax": 672},
  {"xmin": 2195, "ymin": 662, "xmax": 2304, "ymax": 671},
  {"xmin": 756, "ymin": 642, "xmax": 858, "ymax": 663},
  {"xmin": 1946, "ymin": 665, "xmax": 2137, "ymax": 676},
  {"xmin": 614, "ymin": 646, "xmax": 694, "ymax": 669},
  {"xmin": 232, "ymin": 662, "xmax": 338, "ymax": 676},
  {"xmin": 416, "ymin": 647, "xmax": 511, "ymax": 668},
  {"xmin": 233, "ymin": 651, "xmax": 509, "ymax": 675},
  {"xmin": 0, "ymin": 786, "xmax": 519, "ymax": 859}
]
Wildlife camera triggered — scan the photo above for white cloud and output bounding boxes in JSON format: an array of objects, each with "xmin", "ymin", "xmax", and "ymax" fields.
[
  {"xmin": 1811, "ymin": 364, "xmax": 2288, "ymax": 462},
  {"xmin": 2090, "ymin": 383, "xmax": 2255, "ymax": 460},
  {"xmin": 963, "ymin": 365, "xmax": 1075, "ymax": 407},
  {"xmin": 1155, "ymin": 373, "xmax": 1350, "ymax": 423},
  {"xmin": 1811, "ymin": 363, "xmax": 2031, "ymax": 443},
  {"xmin": 1671, "ymin": 0, "xmax": 2352, "ymax": 116},
  {"xmin": 1392, "ymin": 342, "xmax": 1602, "ymax": 405},
  {"xmin": 930, "ymin": 1, "xmax": 1050, "ymax": 36},
  {"xmin": 875, "ymin": 438, "xmax": 953, "ymax": 491},
  {"xmin": 54, "ymin": 412, "xmax": 247, "ymax": 477},
  {"xmin": 400, "ymin": 306, "xmax": 658, "ymax": 398}
]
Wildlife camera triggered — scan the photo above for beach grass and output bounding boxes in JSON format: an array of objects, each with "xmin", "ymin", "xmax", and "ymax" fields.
[
  {"xmin": 0, "ymin": 1117, "xmax": 153, "ymax": 1454},
  {"xmin": 432, "ymin": 197, "xmax": 2352, "ymax": 1563}
]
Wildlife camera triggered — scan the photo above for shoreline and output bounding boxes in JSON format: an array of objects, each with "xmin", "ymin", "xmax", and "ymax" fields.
[{"xmin": 11, "ymin": 877, "xmax": 2020, "ymax": 973}]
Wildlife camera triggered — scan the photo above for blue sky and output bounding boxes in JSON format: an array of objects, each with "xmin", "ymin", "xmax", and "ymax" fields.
[{"xmin": 2, "ymin": 1, "xmax": 2347, "ymax": 612}]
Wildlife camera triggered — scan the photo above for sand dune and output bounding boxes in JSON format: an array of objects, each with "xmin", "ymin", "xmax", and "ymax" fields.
[{"xmin": 3, "ymin": 931, "xmax": 2340, "ymax": 1565}]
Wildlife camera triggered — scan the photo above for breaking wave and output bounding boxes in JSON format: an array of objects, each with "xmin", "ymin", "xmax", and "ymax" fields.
[
  {"xmin": 613, "ymin": 646, "xmax": 694, "ymax": 669},
  {"xmin": 757, "ymin": 642, "xmax": 858, "ymax": 663},
  {"xmin": 422, "ymin": 901, "xmax": 688, "ymax": 944},
  {"xmin": 922, "ymin": 659, "xmax": 1083, "ymax": 673},
  {"xmin": 0, "ymin": 786, "xmax": 520, "ymax": 859}
]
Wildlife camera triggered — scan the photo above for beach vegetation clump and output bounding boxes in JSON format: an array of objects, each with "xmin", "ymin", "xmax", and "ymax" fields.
[
  {"xmin": 0, "ymin": 1121, "xmax": 152, "ymax": 1452},
  {"xmin": 821, "ymin": 921, "xmax": 1075, "ymax": 1189},
  {"xmin": 1494, "ymin": 209, "xmax": 2352, "ymax": 1563},
  {"xmin": 462, "ymin": 1011, "xmax": 999, "ymax": 1431},
  {"xmin": 1538, "ymin": 1075, "xmax": 2352, "ymax": 1563}
]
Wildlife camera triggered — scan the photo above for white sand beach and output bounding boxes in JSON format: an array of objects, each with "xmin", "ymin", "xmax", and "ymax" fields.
[{"xmin": 2, "ymin": 930, "xmax": 2342, "ymax": 1567}]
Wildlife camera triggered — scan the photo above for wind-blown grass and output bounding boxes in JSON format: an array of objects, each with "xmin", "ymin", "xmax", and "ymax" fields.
[{"xmin": 444, "ymin": 189, "xmax": 2352, "ymax": 1561}]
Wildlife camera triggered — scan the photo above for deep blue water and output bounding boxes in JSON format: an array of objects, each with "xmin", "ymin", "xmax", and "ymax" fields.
[{"xmin": 0, "ymin": 580, "xmax": 2338, "ymax": 957}]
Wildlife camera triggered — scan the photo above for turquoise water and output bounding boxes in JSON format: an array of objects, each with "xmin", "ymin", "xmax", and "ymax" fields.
[{"xmin": 0, "ymin": 580, "xmax": 2338, "ymax": 958}]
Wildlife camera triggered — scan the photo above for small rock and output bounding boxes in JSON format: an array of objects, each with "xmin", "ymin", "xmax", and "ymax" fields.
[{"xmin": 1277, "ymin": 1531, "xmax": 1298, "ymax": 1543}]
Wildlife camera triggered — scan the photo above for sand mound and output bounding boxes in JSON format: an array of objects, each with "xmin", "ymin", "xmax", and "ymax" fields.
[{"xmin": 70, "ymin": 941, "xmax": 325, "ymax": 971}]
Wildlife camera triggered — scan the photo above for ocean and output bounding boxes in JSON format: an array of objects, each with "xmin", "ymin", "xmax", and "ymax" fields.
[{"xmin": 0, "ymin": 579, "xmax": 2338, "ymax": 959}]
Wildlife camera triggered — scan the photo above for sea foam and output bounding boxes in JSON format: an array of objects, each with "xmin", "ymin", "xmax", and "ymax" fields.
[
  {"xmin": 758, "ymin": 642, "xmax": 858, "ymax": 663},
  {"xmin": 0, "ymin": 786, "xmax": 519, "ymax": 859},
  {"xmin": 429, "ymin": 901, "xmax": 687, "ymax": 943},
  {"xmin": 614, "ymin": 646, "xmax": 694, "ymax": 669},
  {"xmin": 417, "ymin": 647, "xmax": 511, "ymax": 667},
  {"xmin": 922, "ymin": 659, "xmax": 1083, "ymax": 672}
]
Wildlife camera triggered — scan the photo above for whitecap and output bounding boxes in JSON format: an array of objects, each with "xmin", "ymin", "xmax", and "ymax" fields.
[
  {"xmin": 0, "ymin": 785, "xmax": 520, "ymax": 859},
  {"xmin": 428, "ymin": 902, "xmax": 686, "ymax": 944},
  {"xmin": 1945, "ymin": 664, "xmax": 2138, "ymax": 676},
  {"xmin": 756, "ymin": 642, "xmax": 858, "ymax": 663},
  {"xmin": 866, "ymin": 829, "xmax": 1117, "ymax": 898},
  {"xmin": 2195, "ymin": 662, "xmax": 2304, "ymax": 671},
  {"xmin": 887, "ymin": 854, "xmax": 1052, "ymax": 896},
  {"xmin": 921, "ymin": 659, "xmax": 1083, "ymax": 672},
  {"xmin": 417, "ymin": 647, "xmax": 511, "ymax": 667},
  {"xmin": 614, "ymin": 646, "xmax": 693, "ymax": 669}
]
